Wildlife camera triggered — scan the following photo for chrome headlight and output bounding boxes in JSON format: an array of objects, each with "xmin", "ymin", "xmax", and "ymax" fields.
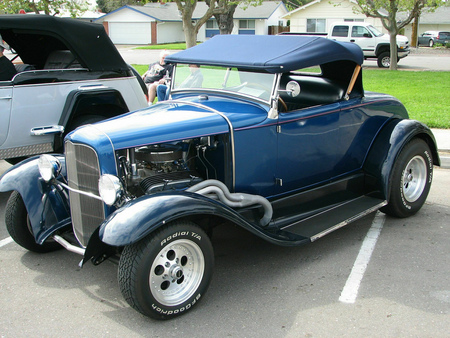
[
  {"xmin": 98, "ymin": 174, "xmax": 123, "ymax": 206},
  {"xmin": 38, "ymin": 155, "xmax": 61, "ymax": 182}
]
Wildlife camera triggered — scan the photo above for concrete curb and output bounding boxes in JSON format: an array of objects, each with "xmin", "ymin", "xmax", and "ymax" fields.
[{"xmin": 438, "ymin": 153, "xmax": 450, "ymax": 169}]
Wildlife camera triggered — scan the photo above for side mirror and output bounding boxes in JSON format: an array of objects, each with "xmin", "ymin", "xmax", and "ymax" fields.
[{"xmin": 281, "ymin": 81, "xmax": 301, "ymax": 97}]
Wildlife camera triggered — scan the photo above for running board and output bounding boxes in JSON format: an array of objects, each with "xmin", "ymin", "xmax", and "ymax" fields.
[{"xmin": 280, "ymin": 196, "xmax": 387, "ymax": 242}]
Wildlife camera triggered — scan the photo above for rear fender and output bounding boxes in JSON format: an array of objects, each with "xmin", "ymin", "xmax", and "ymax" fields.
[
  {"xmin": 364, "ymin": 119, "xmax": 439, "ymax": 199},
  {"xmin": 98, "ymin": 191, "xmax": 309, "ymax": 247},
  {"xmin": 0, "ymin": 155, "xmax": 71, "ymax": 243}
]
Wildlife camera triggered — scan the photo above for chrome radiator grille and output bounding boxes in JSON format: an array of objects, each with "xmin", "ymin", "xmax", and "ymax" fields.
[{"xmin": 65, "ymin": 141, "xmax": 105, "ymax": 247}]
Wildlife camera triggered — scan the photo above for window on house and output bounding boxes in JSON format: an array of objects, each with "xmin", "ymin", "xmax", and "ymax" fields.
[
  {"xmin": 239, "ymin": 20, "xmax": 255, "ymax": 35},
  {"xmin": 239, "ymin": 20, "xmax": 255, "ymax": 29},
  {"xmin": 206, "ymin": 20, "xmax": 219, "ymax": 29},
  {"xmin": 344, "ymin": 19, "xmax": 365, "ymax": 22},
  {"xmin": 306, "ymin": 19, "xmax": 326, "ymax": 33}
]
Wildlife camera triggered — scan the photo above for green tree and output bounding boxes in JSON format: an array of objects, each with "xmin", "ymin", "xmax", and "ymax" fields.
[
  {"xmin": 96, "ymin": 0, "xmax": 153, "ymax": 14},
  {"xmin": 174, "ymin": 0, "xmax": 216, "ymax": 48},
  {"xmin": 355, "ymin": 0, "xmax": 443, "ymax": 70},
  {"xmin": 0, "ymin": 0, "xmax": 90, "ymax": 17},
  {"xmin": 205, "ymin": 0, "xmax": 263, "ymax": 35}
]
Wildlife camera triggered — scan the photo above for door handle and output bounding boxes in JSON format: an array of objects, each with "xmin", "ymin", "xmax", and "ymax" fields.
[{"xmin": 31, "ymin": 125, "xmax": 64, "ymax": 135}]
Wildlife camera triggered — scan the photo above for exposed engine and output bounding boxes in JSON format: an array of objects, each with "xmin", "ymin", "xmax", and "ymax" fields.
[
  {"xmin": 115, "ymin": 136, "xmax": 273, "ymax": 226},
  {"xmin": 117, "ymin": 137, "xmax": 218, "ymax": 197}
]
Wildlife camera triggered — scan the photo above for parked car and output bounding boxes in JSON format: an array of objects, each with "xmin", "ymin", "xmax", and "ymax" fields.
[
  {"xmin": 0, "ymin": 35, "xmax": 440, "ymax": 320},
  {"xmin": 281, "ymin": 22, "xmax": 410, "ymax": 68},
  {"xmin": 418, "ymin": 31, "xmax": 450, "ymax": 47},
  {"xmin": 0, "ymin": 15, "xmax": 148, "ymax": 163}
]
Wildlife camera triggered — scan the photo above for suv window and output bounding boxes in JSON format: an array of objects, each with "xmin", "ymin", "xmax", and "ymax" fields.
[{"xmin": 332, "ymin": 26, "xmax": 349, "ymax": 37}]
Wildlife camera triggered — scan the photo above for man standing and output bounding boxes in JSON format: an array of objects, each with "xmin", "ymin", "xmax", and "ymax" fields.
[{"xmin": 0, "ymin": 37, "xmax": 17, "ymax": 81}]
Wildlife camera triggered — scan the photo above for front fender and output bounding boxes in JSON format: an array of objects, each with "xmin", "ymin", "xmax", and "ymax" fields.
[
  {"xmin": 99, "ymin": 191, "xmax": 243, "ymax": 246},
  {"xmin": 99, "ymin": 191, "xmax": 310, "ymax": 247},
  {"xmin": 0, "ymin": 155, "xmax": 71, "ymax": 243},
  {"xmin": 364, "ymin": 119, "xmax": 439, "ymax": 199}
]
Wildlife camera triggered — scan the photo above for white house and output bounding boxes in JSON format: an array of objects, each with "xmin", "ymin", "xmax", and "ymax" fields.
[
  {"xmin": 95, "ymin": 1, "xmax": 288, "ymax": 45},
  {"xmin": 282, "ymin": 0, "xmax": 450, "ymax": 43},
  {"xmin": 282, "ymin": 0, "xmax": 384, "ymax": 33}
]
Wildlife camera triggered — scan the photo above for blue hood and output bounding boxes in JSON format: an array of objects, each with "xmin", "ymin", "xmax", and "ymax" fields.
[{"xmin": 67, "ymin": 96, "xmax": 268, "ymax": 151}]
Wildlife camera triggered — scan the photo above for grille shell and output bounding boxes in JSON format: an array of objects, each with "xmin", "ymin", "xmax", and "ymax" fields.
[{"xmin": 65, "ymin": 141, "xmax": 105, "ymax": 247}]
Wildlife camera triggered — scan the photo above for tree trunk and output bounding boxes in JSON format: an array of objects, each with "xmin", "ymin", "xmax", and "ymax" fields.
[
  {"xmin": 214, "ymin": 4, "xmax": 237, "ymax": 35},
  {"xmin": 185, "ymin": 26, "xmax": 198, "ymax": 49},
  {"xmin": 389, "ymin": 32, "xmax": 398, "ymax": 71},
  {"xmin": 411, "ymin": 13, "xmax": 419, "ymax": 48}
]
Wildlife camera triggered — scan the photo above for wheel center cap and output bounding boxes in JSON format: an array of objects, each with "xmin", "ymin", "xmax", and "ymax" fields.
[
  {"xmin": 407, "ymin": 173, "xmax": 413, "ymax": 182},
  {"xmin": 169, "ymin": 265, "xmax": 184, "ymax": 280}
]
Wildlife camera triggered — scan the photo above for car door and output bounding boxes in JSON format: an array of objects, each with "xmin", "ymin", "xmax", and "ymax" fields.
[
  {"xmin": 350, "ymin": 25, "xmax": 375, "ymax": 55},
  {"xmin": 276, "ymin": 103, "xmax": 342, "ymax": 194},
  {"xmin": 0, "ymin": 83, "xmax": 12, "ymax": 146},
  {"xmin": 275, "ymin": 98, "xmax": 388, "ymax": 195}
]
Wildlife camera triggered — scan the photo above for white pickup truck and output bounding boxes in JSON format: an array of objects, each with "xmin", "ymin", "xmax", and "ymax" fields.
[{"xmin": 284, "ymin": 22, "xmax": 410, "ymax": 68}]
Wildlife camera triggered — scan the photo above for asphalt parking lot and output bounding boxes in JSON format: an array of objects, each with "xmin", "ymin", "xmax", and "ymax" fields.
[{"xmin": 0, "ymin": 159, "xmax": 448, "ymax": 337}]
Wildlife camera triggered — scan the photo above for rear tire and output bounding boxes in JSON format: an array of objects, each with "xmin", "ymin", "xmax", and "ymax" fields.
[
  {"xmin": 381, "ymin": 139, "xmax": 433, "ymax": 218},
  {"xmin": 118, "ymin": 220, "xmax": 214, "ymax": 319},
  {"xmin": 6, "ymin": 191, "xmax": 61, "ymax": 253},
  {"xmin": 428, "ymin": 39, "xmax": 434, "ymax": 47}
]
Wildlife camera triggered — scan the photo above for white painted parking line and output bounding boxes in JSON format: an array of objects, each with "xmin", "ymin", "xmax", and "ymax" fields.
[
  {"xmin": 0, "ymin": 236, "xmax": 13, "ymax": 248},
  {"xmin": 339, "ymin": 211, "xmax": 386, "ymax": 304}
]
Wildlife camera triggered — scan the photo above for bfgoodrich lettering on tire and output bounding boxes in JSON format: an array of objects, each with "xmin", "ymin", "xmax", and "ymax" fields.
[
  {"xmin": 118, "ymin": 220, "xmax": 214, "ymax": 319},
  {"xmin": 381, "ymin": 139, "xmax": 433, "ymax": 218}
]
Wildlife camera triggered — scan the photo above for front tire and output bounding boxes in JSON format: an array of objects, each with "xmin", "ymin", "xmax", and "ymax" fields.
[
  {"xmin": 377, "ymin": 52, "xmax": 390, "ymax": 68},
  {"xmin": 118, "ymin": 220, "xmax": 214, "ymax": 319},
  {"xmin": 5, "ymin": 191, "xmax": 61, "ymax": 253},
  {"xmin": 381, "ymin": 139, "xmax": 433, "ymax": 218}
]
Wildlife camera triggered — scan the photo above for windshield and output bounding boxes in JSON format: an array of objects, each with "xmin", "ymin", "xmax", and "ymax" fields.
[
  {"xmin": 367, "ymin": 25, "xmax": 383, "ymax": 37},
  {"xmin": 172, "ymin": 64, "xmax": 276, "ymax": 102}
]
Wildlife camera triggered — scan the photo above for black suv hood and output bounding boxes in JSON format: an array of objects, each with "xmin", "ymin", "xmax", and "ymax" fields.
[{"xmin": 0, "ymin": 15, "xmax": 128, "ymax": 72}]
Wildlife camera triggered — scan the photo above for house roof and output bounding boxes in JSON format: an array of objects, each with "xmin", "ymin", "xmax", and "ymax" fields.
[
  {"xmin": 165, "ymin": 34, "xmax": 364, "ymax": 72},
  {"xmin": 413, "ymin": 6, "xmax": 450, "ymax": 25},
  {"xmin": 96, "ymin": 1, "xmax": 287, "ymax": 22}
]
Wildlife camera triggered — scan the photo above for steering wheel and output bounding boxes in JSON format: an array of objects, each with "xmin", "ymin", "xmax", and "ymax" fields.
[{"xmin": 278, "ymin": 97, "xmax": 288, "ymax": 112}]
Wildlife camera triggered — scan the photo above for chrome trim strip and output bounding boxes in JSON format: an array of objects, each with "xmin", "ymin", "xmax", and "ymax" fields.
[
  {"xmin": 167, "ymin": 99, "xmax": 237, "ymax": 190},
  {"xmin": 310, "ymin": 201, "xmax": 387, "ymax": 242},
  {"xmin": 59, "ymin": 181, "xmax": 103, "ymax": 201}
]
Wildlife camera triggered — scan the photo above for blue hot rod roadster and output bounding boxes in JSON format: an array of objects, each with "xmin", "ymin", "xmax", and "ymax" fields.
[{"xmin": 0, "ymin": 35, "xmax": 440, "ymax": 319}]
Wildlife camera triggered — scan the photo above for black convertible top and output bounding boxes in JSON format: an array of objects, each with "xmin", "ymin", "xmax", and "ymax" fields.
[{"xmin": 0, "ymin": 15, "xmax": 127, "ymax": 72}]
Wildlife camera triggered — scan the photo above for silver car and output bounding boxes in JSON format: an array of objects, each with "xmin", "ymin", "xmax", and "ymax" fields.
[{"xmin": 0, "ymin": 15, "xmax": 148, "ymax": 163}]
